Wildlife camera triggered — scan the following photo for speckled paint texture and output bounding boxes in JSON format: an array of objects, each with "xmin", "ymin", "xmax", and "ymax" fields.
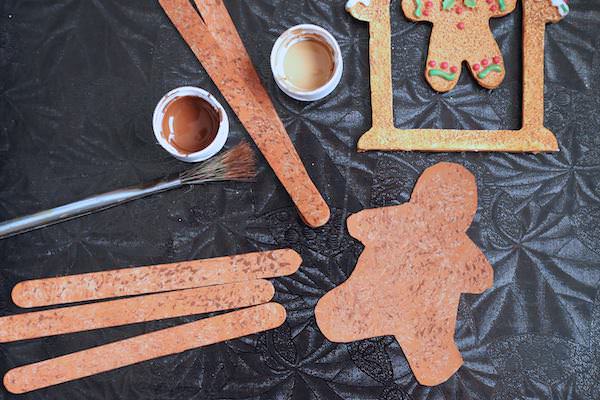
[
  {"xmin": 1, "ymin": 280, "xmax": 275, "ymax": 343},
  {"xmin": 12, "ymin": 249, "xmax": 301, "ymax": 307},
  {"xmin": 1, "ymin": 0, "xmax": 599, "ymax": 398},
  {"xmin": 3, "ymin": 303, "xmax": 287, "ymax": 394},
  {"xmin": 316, "ymin": 163, "xmax": 493, "ymax": 386}
]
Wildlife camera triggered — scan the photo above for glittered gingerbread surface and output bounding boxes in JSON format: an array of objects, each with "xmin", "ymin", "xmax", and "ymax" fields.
[
  {"xmin": 347, "ymin": 0, "xmax": 569, "ymax": 152},
  {"xmin": 315, "ymin": 162, "xmax": 494, "ymax": 386},
  {"xmin": 401, "ymin": 0, "xmax": 518, "ymax": 92}
]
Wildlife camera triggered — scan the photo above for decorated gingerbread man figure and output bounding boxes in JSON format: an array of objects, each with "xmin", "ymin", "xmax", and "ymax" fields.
[
  {"xmin": 315, "ymin": 163, "xmax": 494, "ymax": 386},
  {"xmin": 401, "ymin": 0, "xmax": 518, "ymax": 92}
]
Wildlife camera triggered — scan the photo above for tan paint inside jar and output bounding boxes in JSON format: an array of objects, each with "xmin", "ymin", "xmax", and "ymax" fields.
[{"xmin": 283, "ymin": 39, "xmax": 335, "ymax": 92}]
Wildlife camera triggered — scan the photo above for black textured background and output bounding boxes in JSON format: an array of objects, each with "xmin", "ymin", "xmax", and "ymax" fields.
[{"xmin": 1, "ymin": 1, "xmax": 600, "ymax": 399}]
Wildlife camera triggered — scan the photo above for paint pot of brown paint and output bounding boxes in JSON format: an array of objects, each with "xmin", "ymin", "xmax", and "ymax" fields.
[
  {"xmin": 153, "ymin": 87, "xmax": 229, "ymax": 162},
  {"xmin": 271, "ymin": 24, "xmax": 343, "ymax": 102}
]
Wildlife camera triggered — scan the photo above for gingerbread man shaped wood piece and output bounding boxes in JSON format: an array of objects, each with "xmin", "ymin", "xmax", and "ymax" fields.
[
  {"xmin": 401, "ymin": 0, "xmax": 518, "ymax": 92},
  {"xmin": 315, "ymin": 163, "xmax": 494, "ymax": 386}
]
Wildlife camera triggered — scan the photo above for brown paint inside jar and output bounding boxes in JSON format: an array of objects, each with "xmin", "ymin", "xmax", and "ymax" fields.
[{"xmin": 161, "ymin": 96, "xmax": 220, "ymax": 154}]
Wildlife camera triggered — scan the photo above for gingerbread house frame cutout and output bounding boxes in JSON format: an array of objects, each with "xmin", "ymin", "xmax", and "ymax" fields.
[{"xmin": 346, "ymin": 0, "xmax": 569, "ymax": 152}]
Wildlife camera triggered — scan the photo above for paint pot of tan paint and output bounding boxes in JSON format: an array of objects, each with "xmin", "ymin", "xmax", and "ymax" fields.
[{"xmin": 271, "ymin": 24, "xmax": 343, "ymax": 102}]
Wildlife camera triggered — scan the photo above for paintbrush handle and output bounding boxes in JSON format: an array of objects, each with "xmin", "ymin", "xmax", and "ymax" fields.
[{"xmin": 0, "ymin": 178, "xmax": 181, "ymax": 240}]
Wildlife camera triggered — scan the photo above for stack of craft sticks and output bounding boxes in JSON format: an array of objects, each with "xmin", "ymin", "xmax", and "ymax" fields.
[{"xmin": 0, "ymin": 249, "xmax": 302, "ymax": 394}]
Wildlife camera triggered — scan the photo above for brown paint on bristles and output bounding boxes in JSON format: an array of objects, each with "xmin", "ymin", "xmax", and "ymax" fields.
[{"xmin": 180, "ymin": 141, "xmax": 257, "ymax": 184}]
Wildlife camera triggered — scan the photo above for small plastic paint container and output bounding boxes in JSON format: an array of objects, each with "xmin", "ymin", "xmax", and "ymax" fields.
[
  {"xmin": 271, "ymin": 24, "xmax": 343, "ymax": 102},
  {"xmin": 153, "ymin": 86, "xmax": 229, "ymax": 163}
]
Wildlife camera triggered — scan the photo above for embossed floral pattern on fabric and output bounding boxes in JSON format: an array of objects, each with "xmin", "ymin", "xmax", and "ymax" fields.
[{"xmin": 0, "ymin": 0, "xmax": 599, "ymax": 399}]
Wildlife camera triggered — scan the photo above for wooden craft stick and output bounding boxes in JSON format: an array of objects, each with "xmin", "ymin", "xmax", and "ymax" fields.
[
  {"xmin": 192, "ymin": 0, "xmax": 244, "ymax": 55},
  {"xmin": 0, "ymin": 280, "xmax": 273, "ymax": 343},
  {"xmin": 159, "ymin": 0, "xmax": 330, "ymax": 227},
  {"xmin": 12, "ymin": 249, "xmax": 301, "ymax": 308},
  {"xmin": 3, "ymin": 303, "xmax": 286, "ymax": 394}
]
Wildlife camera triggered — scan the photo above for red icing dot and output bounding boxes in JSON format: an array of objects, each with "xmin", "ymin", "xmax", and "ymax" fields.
[
  {"xmin": 457, "ymin": 22, "xmax": 465, "ymax": 30},
  {"xmin": 450, "ymin": 66, "xmax": 458, "ymax": 73},
  {"xmin": 490, "ymin": 4, "xmax": 498, "ymax": 11},
  {"xmin": 441, "ymin": 62, "xmax": 449, "ymax": 70},
  {"xmin": 486, "ymin": 0, "xmax": 493, "ymax": 3},
  {"xmin": 493, "ymin": 56, "xmax": 501, "ymax": 64},
  {"xmin": 473, "ymin": 63, "xmax": 481, "ymax": 71},
  {"xmin": 481, "ymin": 59, "xmax": 489, "ymax": 67},
  {"xmin": 425, "ymin": 1, "xmax": 433, "ymax": 8},
  {"xmin": 456, "ymin": 7, "xmax": 463, "ymax": 14},
  {"xmin": 423, "ymin": 9, "xmax": 430, "ymax": 16},
  {"xmin": 429, "ymin": 60, "xmax": 437, "ymax": 68}
]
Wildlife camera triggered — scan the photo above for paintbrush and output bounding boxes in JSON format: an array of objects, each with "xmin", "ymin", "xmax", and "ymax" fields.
[{"xmin": 0, "ymin": 142, "xmax": 256, "ymax": 240}]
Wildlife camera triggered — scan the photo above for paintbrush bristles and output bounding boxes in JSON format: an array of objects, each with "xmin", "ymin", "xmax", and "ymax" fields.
[{"xmin": 179, "ymin": 142, "xmax": 257, "ymax": 184}]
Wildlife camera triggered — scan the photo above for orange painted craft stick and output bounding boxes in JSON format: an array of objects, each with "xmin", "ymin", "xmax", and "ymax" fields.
[
  {"xmin": 4, "ymin": 303, "xmax": 286, "ymax": 394},
  {"xmin": 0, "ymin": 280, "xmax": 273, "ymax": 343},
  {"xmin": 192, "ymin": 0, "xmax": 245, "ymax": 56},
  {"xmin": 159, "ymin": 0, "xmax": 330, "ymax": 228},
  {"xmin": 12, "ymin": 249, "xmax": 301, "ymax": 308}
]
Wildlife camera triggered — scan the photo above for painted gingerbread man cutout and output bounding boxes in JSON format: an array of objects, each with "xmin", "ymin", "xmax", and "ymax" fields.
[
  {"xmin": 315, "ymin": 163, "xmax": 494, "ymax": 386},
  {"xmin": 401, "ymin": 0, "xmax": 518, "ymax": 92}
]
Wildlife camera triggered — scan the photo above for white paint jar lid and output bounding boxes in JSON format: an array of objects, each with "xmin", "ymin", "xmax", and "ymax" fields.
[
  {"xmin": 152, "ymin": 86, "xmax": 229, "ymax": 163},
  {"xmin": 271, "ymin": 24, "xmax": 344, "ymax": 102}
]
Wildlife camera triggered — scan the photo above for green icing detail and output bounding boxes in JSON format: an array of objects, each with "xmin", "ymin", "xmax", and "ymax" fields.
[
  {"xmin": 498, "ymin": 0, "xmax": 506, "ymax": 11},
  {"xmin": 560, "ymin": 4, "xmax": 569, "ymax": 14},
  {"xmin": 442, "ymin": 0, "xmax": 455, "ymax": 10},
  {"xmin": 465, "ymin": 0, "xmax": 476, "ymax": 8},
  {"xmin": 429, "ymin": 69, "xmax": 457, "ymax": 81},
  {"xmin": 415, "ymin": 0, "xmax": 423, "ymax": 17},
  {"xmin": 478, "ymin": 64, "xmax": 502, "ymax": 79}
]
